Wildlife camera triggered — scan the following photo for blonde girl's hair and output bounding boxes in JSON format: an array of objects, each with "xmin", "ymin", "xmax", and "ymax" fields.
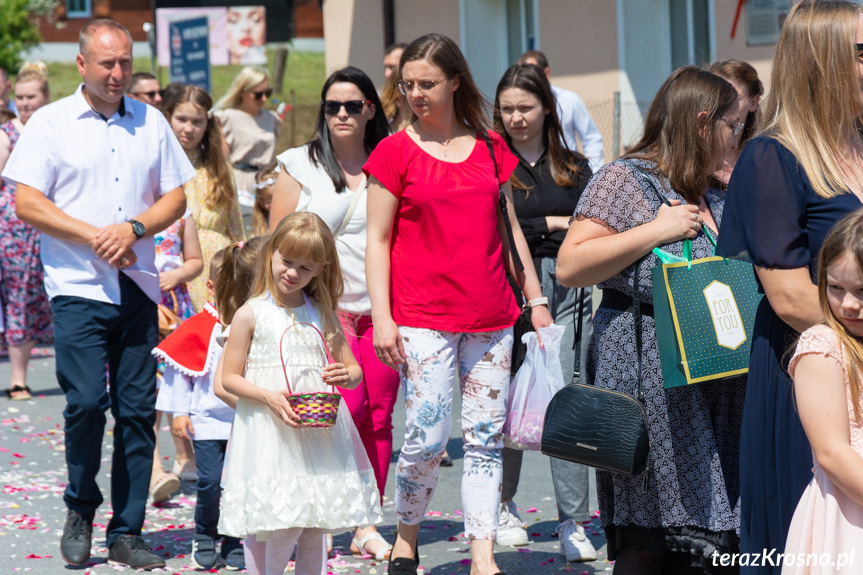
[
  {"xmin": 252, "ymin": 212, "xmax": 344, "ymax": 347},
  {"xmin": 761, "ymin": 0, "xmax": 863, "ymax": 199},
  {"xmin": 815, "ymin": 209, "xmax": 863, "ymax": 422},
  {"xmin": 213, "ymin": 236, "xmax": 268, "ymax": 325},
  {"xmin": 253, "ymin": 161, "xmax": 278, "ymax": 235},
  {"xmin": 215, "ymin": 66, "xmax": 269, "ymax": 110},
  {"xmin": 164, "ymin": 85, "xmax": 238, "ymax": 214},
  {"xmin": 15, "ymin": 61, "xmax": 49, "ymax": 97}
]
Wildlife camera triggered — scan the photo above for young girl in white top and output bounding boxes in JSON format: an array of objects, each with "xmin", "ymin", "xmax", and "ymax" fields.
[
  {"xmin": 784, "ymin": 209, "xmax": 863, "ymax": 574},
  {"xmin": 218, "ymin": 212, "xmax": 382, "ymax": 575}
]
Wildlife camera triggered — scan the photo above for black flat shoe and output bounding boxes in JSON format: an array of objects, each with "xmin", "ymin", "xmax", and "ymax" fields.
[
  {"xmin": 440, "ymin": 455, "xmax": 453, "ymax": 467},
  {"xmin": 387, "ymin": 536, "xmax": 419, "ymax": 575}
]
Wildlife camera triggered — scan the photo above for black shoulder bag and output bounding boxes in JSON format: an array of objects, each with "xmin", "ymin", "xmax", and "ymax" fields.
[
  {"xmin": 540, "ymin": 162, "xmax": 654, "ymax": 479},
  {"xmin": 482, "ymin": 136, "xmax": 532, "ymax": 375}
]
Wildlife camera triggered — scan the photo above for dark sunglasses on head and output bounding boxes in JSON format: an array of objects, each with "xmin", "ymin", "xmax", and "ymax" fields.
[
  {"xmin": 131, "ymin": 90, "xmax": 159, "ymax": 99},
  {"xmin": 322, "ymin": 99, "xmax": 371, "ymax": 115},
  {"xmin": 249, "ymin": 88, "xmax": 274, "ymax": 100}
]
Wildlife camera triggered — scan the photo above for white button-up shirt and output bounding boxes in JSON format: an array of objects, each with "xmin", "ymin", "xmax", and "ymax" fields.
[
  {"xmin": 552, "ymin": 84, "xmax": 605, "ymax": 173},
  {"xmin": 2, "ymin": 85, "xmax": 195, "ymax": 305}
]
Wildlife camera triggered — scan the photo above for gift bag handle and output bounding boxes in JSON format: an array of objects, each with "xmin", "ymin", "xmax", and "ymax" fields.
[
  {"xmin": 629, "ymin": 164, "xmax": 717, "ymax": 266},
  {"xmin": 278, "ymin": 322, "xmax": 337, "ymax": 395}
]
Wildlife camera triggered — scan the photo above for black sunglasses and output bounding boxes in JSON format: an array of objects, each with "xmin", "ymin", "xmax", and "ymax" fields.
[
  {"xmin": 249, "ymin": 88, "xmax": 274, "ymax": 100},
  {"xmin": 322, "ymin": 100, "xmax": 371, "ymax": 115},
  {"xmin": 131, "ymin": 90, "xmax": 159, "ymax": 99}
]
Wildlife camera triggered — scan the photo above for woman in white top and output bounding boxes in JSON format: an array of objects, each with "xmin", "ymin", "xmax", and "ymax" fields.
[{"xmin": 268, "ymin": 66, "xmax": 395, "ymax": 561}]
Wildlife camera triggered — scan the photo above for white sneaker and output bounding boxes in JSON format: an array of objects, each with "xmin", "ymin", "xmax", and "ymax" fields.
[
  {"xmin": 495, "ymin": 501, "xmax": 529, "ymax": 547},
  {"xmin": 557, "ymin": 519, "xmax": 597, "ymax": 562}
]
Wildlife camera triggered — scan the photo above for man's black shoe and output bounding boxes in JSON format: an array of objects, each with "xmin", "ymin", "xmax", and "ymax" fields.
[
  {"xmin": 107, "ymin": 535, "xmax": 166, "ymax": 570},
  {"xmin": 60, "ymin": 509, "xmax": 93, "ymax": 565}
]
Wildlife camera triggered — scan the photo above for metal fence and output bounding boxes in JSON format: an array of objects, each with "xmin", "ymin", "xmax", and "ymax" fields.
[{"xmin": 581, "ymin": 93, "xmax": 651, "ymax": 165}]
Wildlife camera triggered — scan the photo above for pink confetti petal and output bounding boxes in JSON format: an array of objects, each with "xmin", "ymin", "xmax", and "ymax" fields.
[{"xmin": 525, "ymin": 507, "xmax": 538, "ymax": 513}]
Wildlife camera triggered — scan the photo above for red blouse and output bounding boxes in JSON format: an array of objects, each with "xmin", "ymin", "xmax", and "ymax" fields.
[{"xmin": 364, "ymin": 129, "xmax": 521, "ymax": 332}]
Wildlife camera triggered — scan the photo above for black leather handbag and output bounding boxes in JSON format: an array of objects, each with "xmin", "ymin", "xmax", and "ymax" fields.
[{"xmin": 540, "ymin": 264, "xmax": 651, "ymax": 477}]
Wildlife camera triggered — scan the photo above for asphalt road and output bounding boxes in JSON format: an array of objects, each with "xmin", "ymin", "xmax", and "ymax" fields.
[{"xmin": 0, "ymin": 348, "xmax": 610, "ymax": 574}]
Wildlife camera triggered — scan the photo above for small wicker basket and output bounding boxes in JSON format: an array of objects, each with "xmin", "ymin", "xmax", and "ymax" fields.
[{"xmin": 279, "ymin": 322, "xmax": 341, "ymax": 428}]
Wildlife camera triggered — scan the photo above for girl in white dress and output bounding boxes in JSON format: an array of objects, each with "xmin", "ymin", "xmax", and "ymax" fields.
[{"xmin": 219, "ymin": 212, "xmax": 382, "ymax": 575}]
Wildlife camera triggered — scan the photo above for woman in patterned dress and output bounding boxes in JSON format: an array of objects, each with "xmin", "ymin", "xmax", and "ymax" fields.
[
  {"xmin": 0, "ymin": 62, "xmax": 53, "ymax": 400},
  {"xmin": 164, "ymin": 85, "xmax": 244, "ymax": 312},
  {"xmin": 557, "ymin": 67, "xmax": 746, "ymax": 573}
]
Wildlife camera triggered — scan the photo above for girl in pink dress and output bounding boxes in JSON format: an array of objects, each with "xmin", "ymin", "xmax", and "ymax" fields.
[{"xmin": 784, "ymin": 209, "xmax": 863, "ymax": 574}]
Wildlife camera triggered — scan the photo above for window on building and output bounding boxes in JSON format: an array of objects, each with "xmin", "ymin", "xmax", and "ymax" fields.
[
  {"xmin": 67, "ymin": 0, "xmax": 92, "ymax": 18},
  {"xmin": 670, "ymin": 0, "xmax": 712, "ymax": 69},
  {"xmin": 506, "ymin": 0, "xmax": 537, "ymax": 65}
]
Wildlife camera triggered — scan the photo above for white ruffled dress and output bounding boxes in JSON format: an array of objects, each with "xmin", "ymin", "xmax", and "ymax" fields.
[{"xmin": 219, "ymin": 293, "xmax": 382, "ymax": 538}]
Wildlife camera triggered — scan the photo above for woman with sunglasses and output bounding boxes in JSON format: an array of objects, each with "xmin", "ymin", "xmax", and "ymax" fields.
[
  {"xmin": 214, "ymin": 66, "xmax": 280, "ymax": 236},
  {"xmin": 716, "ymin": 3, "xmax": 863, "ymax": 572},
  {"xmin": 556, "ymin": 66, "xmax": 744, "ymax": 574},
  {"xmin": 365, "ymin": 34, "xmax": 551, "ymax": 575},
  {"xmin": 268, "ymin": 66, "xmax": 395, "ymax": 562}
]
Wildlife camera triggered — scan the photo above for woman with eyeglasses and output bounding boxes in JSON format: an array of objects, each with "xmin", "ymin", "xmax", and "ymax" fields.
[
  {"xmin": 214, "ymin": 66, "xmax": 280, "ymax": 236},
  {"xmin": 268, "ymin": 66, "xmax": 395, "ymax": 562},
  {"xmin": 708, "ymin": 59, "xmax": 762, "ymax": 187},
  {"xmin": 364, "ymin": 34, "xmax": 551, "ymax": 575},
  {"xmin": 556, "ymin": 66, "xmax": 745, "ymax": 574},
  {"xmin": 716, "ymin": 3, "xmax": 863, "ymax": 573}
]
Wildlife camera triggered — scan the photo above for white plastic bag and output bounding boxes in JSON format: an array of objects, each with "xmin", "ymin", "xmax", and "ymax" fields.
[{"xmin": 504, "ymin": 323, "xmax": 567, "ymax": 450}]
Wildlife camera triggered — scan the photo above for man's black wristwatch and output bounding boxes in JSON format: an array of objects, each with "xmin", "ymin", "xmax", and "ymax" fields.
[{"xmin": 128, "ymin": 219, "xmax": 146, "ymax": 239}]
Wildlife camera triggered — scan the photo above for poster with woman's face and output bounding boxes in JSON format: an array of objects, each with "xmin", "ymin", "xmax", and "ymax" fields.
[
  {"xmin": 227, "ymin": 6, "xmax": 268, "ymax": 65},
  {"xmin": 156, "ymin": 6, "xmax": 268, "ymax": 67}
]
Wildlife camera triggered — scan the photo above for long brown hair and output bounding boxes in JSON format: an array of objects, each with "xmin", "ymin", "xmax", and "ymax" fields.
[
  {"xmin": 625, "ymin": 66, "xmax": 737, "ymax": 203},
  {"xmin": 493, "ymin": 64, "xmax": 585, "ymax": 191},
  {"xmin": 760, "ymin": 0, "xmax": 863, "ymax": 199},
  {"xmin": 709, "ymin": 59, "xmax": 762, "ymax": 148},
  {"xmin": 164, "ymin": 85, "xmax": 238, "ymax": 214},
  {"xmin": 213, "ymin": 236, "xmax": 268, "ymax": 326},
  {"xmin": 400, "ymin": 33, "xmax": 489, "ymax": 133},
  {"xmin": 252, "ymin": 212, "xmax": 344, "ymax": 347},
  {"xmin": 815, "ymin": 209, "xmax": 863, "ymax": 421}
]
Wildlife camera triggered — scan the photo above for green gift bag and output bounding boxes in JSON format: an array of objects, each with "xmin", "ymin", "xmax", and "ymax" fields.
[{"xmin": 651, "ymin": 234, "xmax": 763, "ymax": 389}]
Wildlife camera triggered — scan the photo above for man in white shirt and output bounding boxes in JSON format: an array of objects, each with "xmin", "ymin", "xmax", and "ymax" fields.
[
  {"xmin": 2, "ymin": 19, "xmax": 195, "ymax": 570},
  {"xmin": 518, "ymin": 50, "xmax": 604, "ymax": 172}
]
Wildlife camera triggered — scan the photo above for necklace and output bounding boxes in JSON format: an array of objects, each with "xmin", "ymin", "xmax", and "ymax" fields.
[{"xmin": 415, "ymin": 125, "xmax": 454, "ymax": 156}]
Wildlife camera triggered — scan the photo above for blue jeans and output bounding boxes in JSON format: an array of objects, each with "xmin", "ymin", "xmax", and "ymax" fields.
[
  {"xmin": 192, "ymin": 439, "xmax": 241, "ymax": 549},
  {"xmin": 52, "ymin": 273, "xmax": 158, "ymax": 546},
  {"xmin": 501, "ymin": 257, "xmax": 593, "ymax": 523}
]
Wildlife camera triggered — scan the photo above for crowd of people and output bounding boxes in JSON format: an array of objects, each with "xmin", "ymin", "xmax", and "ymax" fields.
[{"xmin": 4, "ymin": 1, "xmax": 863, "ymax": 573}]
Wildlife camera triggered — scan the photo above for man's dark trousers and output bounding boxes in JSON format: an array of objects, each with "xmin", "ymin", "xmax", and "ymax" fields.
[{"xmin": 52, "ymin": 273, "xmax": 158, "ymax": 547}]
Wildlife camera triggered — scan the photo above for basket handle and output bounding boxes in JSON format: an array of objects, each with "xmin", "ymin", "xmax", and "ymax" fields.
[{"xmin": 278, "ymin": 322, "xmax": 337, "ymax": 395}]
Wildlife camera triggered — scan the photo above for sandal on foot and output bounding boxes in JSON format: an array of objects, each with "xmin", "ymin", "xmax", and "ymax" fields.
[
  {"xmin": 352, "ymin": 532, "xmax": 393, "ymax": 561},
  {"xmin": 5, "ymin": 385, "xmax": 32, "ymax": 401},
  {"xmin": 149, "ymin": 472, "xmax": 180, "ymax": 504}
]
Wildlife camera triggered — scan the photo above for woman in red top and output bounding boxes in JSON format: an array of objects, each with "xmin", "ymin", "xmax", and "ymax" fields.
[{"xmin": 365, "ymin": 33, "xmax": 551, "ymax": 575}]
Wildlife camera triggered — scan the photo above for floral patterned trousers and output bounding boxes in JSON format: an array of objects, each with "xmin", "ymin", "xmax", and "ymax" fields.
[{"xmin": 396, "ymin": 326, "xmax": 513, "ymax": 539}]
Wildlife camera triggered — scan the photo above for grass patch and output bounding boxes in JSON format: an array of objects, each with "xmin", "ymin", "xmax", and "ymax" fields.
[{"xmin": 21, "ymin": 50, "xmax": 325, "ymax": 154}]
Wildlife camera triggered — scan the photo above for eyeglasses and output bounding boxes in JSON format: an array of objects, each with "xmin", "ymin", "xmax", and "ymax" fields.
[
  {"xmin": 397, "ymin": 80, "xmax": 442, "ymax": 96},
  {"xmin": 725, "ymin": 119, "xmax": 745, "ymax": 137},
  {"xmin": 322, "ymin": 100, "xmax": 371, "ymax": 115},
  {"xmin": 248, "ymin": 88, "xmax": 274, "ymax": 100},
  {"xmin": 857, "ymin": 43, "xmax": 863, "ymax": 57},
  {"xmin": 131, "ymin": 90, "xmax": 159, "ymax": 99}
]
